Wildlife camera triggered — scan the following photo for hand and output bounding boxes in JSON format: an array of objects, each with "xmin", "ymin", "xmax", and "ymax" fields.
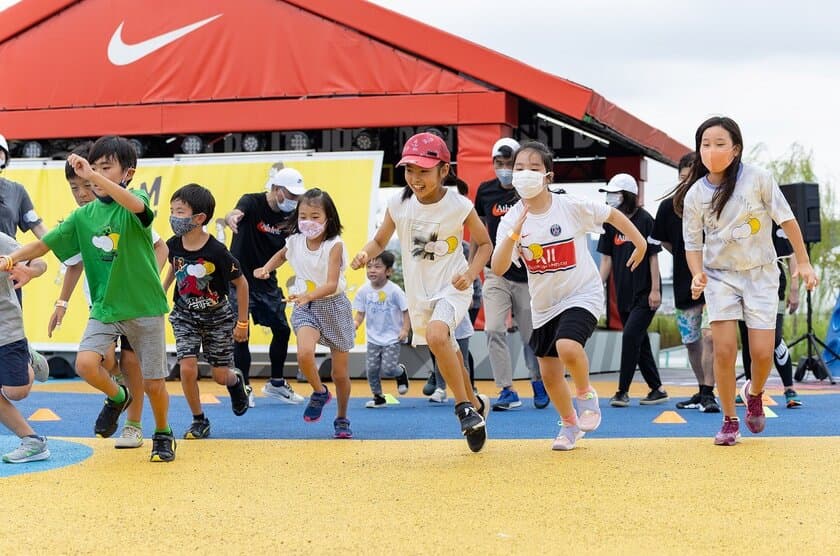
[
  {"xmin": 48, "ymin": 307, "xmax": 65, "ymax": 337},
  {"xmin": 691, "ymin": 272, "xmax": 707, "ymax": 300},
  {"xmin": 625, "ymin": 246, "xmax": 646, "ymax": 271},
  {"xmin": 67, "ymin": 153, "xmax": 93, "ymax": 180},
  {"xmin": 787, "ymin": 291, "xmax": 800, "ymax": 314},
  {"xmin": 792, "ymin": 262, "xmax": 819, "ymax": 291},
  {"xmin": 512, "ymin": 206, "xmax": 530, "ymax": 235},
  {"xmin": 233, "ymin": 325, "xmax": 249, "ymax": 343},
  {"xmin": 226, "ymin": 211, "xmax": 244, "ymax": 234},
  {"xmin": 9, "ymin": 262, "xmax": 35, "ymax": 289},
  {"xmin": 350, "ymin": 251, "xmax": 369, "ymax": 270},
  {"xmin": 289, "ymin": 292, "xmax": 312, "ymax": 307},
  {"xmin": 451, "ymin": 271, "xmax": 474, "ymax": 291},
  {"xmin": 253, "ymin": 267, "xmax": 270, "ymax": 280},
  {"xmin": 649, "ymin": 289, "xmax": 661, "ymax": 311},
  {"xmin": 398, "ymin": 328, "xmax": 409, "ymax": 342}
]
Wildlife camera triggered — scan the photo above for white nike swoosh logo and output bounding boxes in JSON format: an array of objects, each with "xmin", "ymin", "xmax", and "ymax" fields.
[{"xmin": 107, "ymin": 14, "xmax": 222, "ymax": 66}]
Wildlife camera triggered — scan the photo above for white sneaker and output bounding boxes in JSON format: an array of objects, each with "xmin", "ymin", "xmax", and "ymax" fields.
[
  {"xmin": 248, "ymin": 390, "xmax": 256, "ymax": 408},
  {"xmin": 114, "ymin": 424, "xmax": 144, "ymax": 449},
  {"xmin": 2, "ymin": 436, "xmax": 50, "ymax": 463},
  {"xmin": 429, "ymin": 388, "xmax": 447, "ymax": 403},
  {"xmin": 552, "ymin": 423, "xmax": 584, "ymax": 451},
  {"xmin": 262, "ymin": 380, "xmax": 304, "ymax": 404},
  {"xmin": 29, "ymin": 346, "xmax": 50, "ymax": 383}
]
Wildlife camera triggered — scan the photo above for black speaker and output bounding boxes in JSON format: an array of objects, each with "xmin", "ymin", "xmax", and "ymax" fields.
[{"xmin": 780, "ymin": 182, "xmax": 820, "ymax": 243}]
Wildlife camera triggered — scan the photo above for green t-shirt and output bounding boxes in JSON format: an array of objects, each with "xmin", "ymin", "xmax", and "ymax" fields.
[{"xmin": 43, "ymin": 190, "xmax": 168, "ymax": 323}]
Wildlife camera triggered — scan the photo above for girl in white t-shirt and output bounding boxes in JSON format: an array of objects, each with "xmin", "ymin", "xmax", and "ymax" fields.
[
  {"xmin": 491, "ymin": 141, "xmax": 647, "ymax": 451},
  {"xmin": 682, "ymin": 116, "xmax": 818, "ymax": 446},
  {"xmin": 255, "ymin": 189, "xmax": 355, "ymax": 439},
  {"xmin": 351, "ymin": 132, "xmax": 493, "ymax": 453}
]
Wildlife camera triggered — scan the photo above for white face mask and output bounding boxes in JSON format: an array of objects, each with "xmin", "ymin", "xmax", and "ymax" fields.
[
  {"xmin": 512, "ymin": 170, "xmax": 548, "ymax": 199},
  {"xmin": 606, "ymin": 192, "xmax": 623, "ymax": 208}
]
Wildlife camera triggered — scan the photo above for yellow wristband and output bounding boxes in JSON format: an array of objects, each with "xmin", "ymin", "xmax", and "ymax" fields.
[
  {"xmin": 1, "ymin": 256, "xmax": 14, "ymax": 271},
  {"xmin": 507, "ymin": 230, "xmax": 520, "ymax": 242}
]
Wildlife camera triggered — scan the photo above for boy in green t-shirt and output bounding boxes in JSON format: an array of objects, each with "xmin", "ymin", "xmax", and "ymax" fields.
[{"xmin": 0, "ymin": 136, "xmax": 176, "ymax": 462}]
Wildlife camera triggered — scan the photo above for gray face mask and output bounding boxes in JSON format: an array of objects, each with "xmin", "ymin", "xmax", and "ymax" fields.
[
  {"xmin": 495, "ymin": 168, "xmax": 514, "ymax": 186},
  {"xmin": 170, "ymin": 215, "xmax": 200, "ymax": 237}
]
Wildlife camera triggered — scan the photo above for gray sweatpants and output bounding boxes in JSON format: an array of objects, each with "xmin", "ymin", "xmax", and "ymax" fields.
[
  {"xmin": 366, "ymin": 342, "xmax": 403, "ymax": 396},
  {"xmin": 482, "ymin": 268, "xmax": 540, "ymax": 387}
]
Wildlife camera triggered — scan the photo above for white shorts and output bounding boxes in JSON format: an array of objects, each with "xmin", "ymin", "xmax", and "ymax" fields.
[
  {"xmin": 409, "ymin": 288, "xmax": 471, "ymax": 349},
  {"xmin": 705, "ymin": 263, "xmax": 778, "ymax": 330}
]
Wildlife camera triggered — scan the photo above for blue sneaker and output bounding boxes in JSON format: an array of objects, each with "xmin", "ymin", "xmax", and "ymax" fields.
[
  {"xmin": 333, "ymin": 417, "xmax": 353, "ymax": 439},
  {"xmin": 303, "ymin": 387, "xmax": 332, "ymax": 422},
  {"xmin": 532, "ymin": 380, "xmax": 550, "ymax": 409},
  {"xmin": 491, "ymin": 387, "xmax": 522, "ymax": 411}
]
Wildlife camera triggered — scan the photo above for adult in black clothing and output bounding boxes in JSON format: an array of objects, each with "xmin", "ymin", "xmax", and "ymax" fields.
[
  {"xmin": 597, "ymin": 173, "xmax": 668, "ymax": 407},
  {"xmin": 652, "ymin": 153, "xmax": 719, "ymax": 412},
  {"xmin": 224, "ymin": 165, "xmax": 305, "ymax": 406}
]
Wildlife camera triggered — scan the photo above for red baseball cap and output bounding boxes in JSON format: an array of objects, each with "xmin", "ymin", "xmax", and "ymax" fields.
[{"xmin": 397, "ymin": 132, "xmax": 451, "ymax": 168}]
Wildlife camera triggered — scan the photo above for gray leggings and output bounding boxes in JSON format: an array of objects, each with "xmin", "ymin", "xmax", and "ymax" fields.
[{"xmin": 366, "ymin": 342, "xmax": 403, "ymax": 396}]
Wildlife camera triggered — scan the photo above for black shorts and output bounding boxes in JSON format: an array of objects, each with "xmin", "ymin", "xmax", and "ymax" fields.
[
  {"xmin": 229, "ymin": 284, "xmax": 290, "ymax": 330},
  {"xmin": 529, "ymin": 307, "xmax": 597, "ymax": 358},
  {"xmin": 0, "ymin": 338, "xmax": 31, "ymax": 387}
]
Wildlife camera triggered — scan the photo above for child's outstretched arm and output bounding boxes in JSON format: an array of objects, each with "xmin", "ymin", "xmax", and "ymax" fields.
[
  {"xmin": 353, "ymin": 310, "xmax": 366, "ymax": 331},
  {"xmin": 453, "ymin": 209, "xmax": 491, "ymax": 291},
  {"xmin": 605, "ymin": 208, "xmax": 647, "ymax": 270},
  {"xmin": 780, "ymin": 219, "xmax": 819, "ymax": 291},
  {"xmin": 48, "ymin": 261, "xmax": 83, "ymax": 337},
  {"xmin": 0, "ymin": 240, "xmax": 52, "ymax": 273},
  {"xmin": 254, "ymin": 247, "xmax": 287, "ymax": 279},
  {"xmin": 67, "ymin": 154, "xmax": 145, "ymax": 214},
  {"xmin": 290, "ymin": 243, "xmax": 343, "ymax": 306},
  {"xmin": 351, "ymin": 212, "xmax": 396, "ymax": 270}
]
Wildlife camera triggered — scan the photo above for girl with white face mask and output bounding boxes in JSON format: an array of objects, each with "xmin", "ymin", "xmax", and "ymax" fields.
[{"xmin": 491, "ymin": 141, "xmax": 648, "ymax": 451}]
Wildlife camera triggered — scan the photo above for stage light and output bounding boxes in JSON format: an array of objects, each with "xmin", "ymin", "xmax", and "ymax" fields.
[
  {"xmin": 286, "ymin": 131, "xmax": 309, "ymax": 151},
  {"xmin": 128, "ymin": 138, "xmax": 145, "ymax": 158},
  {"xmin": 181, "ymin": 135, "xmax": 204, "ymax": 155},
  {"xmin": 354, "ymin": 130, "xmax": 375, "ymax": 150},
  {"xmin": 242, "ymin": 134, "xmax": 261, "ymax": 152},
  {"xmin": 21, "ymin": 141, "xmax": 43, "ymax": 158}
]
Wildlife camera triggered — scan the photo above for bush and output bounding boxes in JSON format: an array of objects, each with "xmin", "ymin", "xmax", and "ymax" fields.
[{"xmin": 648, "ymin": 314, "xmax": 682, "ymax": 349}]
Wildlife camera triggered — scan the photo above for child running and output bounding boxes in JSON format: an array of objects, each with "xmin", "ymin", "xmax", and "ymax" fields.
[
  {"xmin": 351, "ymin": 132, "xmax": 492, "ymax": 452},
  {"xmin": 0, "ymin": 136, "xmax": 176, "ymax": 462},
  {"xmin": 353, "ymin": 250, "xmax": 411, "ymax": 408},
  {"xmin": 162, "ymin": 184, "xmax": 252, "ymax": 439},
  {"xmin": 491, "ymin": 141, "xmax": 648, "ymax": 450},
  {"xmin": 254, "ymin": 188, "xmax": 356, "ymax": 438},
  {"xmin": 682, "ymin": 116, "xmax": 818, "ymax": 446}
]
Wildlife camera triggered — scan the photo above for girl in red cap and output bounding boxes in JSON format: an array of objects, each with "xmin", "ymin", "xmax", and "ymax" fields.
[{"xmin": 351, "ymin": 132, "xmax": 493, "ymax": 453}]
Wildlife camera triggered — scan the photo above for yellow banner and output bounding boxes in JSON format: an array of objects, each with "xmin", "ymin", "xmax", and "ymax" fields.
[{"xmin": 3, "ymin": 151, "xmax": 382, "ymax": 350}]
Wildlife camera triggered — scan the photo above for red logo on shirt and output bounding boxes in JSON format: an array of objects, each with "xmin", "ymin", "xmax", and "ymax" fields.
[
  {"xmin": 491, "ymin": 203, "xmax": 514, "ymax": 217},
  {"xmin": 520, "ymin": 239, "xmax": 577, "ymax": 274},
  {"xmin": 613, "ymin": 233, "xmax": 628, "ymax": 246}
]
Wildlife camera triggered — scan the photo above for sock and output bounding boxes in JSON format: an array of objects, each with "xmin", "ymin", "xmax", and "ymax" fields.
[
  {"xmin": 192, "ymin": 413, "xmax": 205, "ymax": 422},
  {"xmin": 270, "ymin": 378, "xmax": 286, "ymax": 387},
  {"xmin": 108, "ymin": 386, "xmax": 126, "ymax": 404},
  {"xmin": 154, "ymin": 426, "xmax": 172, "ymax": 435},
  {"xmin": 125, "ymin": 420, "xmax": 142, "ymax": 429},
  {"xmin": 699, "ymin": 385, "xmax": 713, "ymax": 396}
]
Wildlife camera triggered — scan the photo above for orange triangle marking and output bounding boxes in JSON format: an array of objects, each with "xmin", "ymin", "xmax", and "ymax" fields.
[
  {"xmin": 762, "ymin": 395, "xmax": 777, "ymax": 406},
  {"xmin": 28, "ymin": 408, "xmax": 61, "ymax": 421},
  {"xmin": 199, "ymin": 393, "xmax": 221, "ymax": 404},
  {"xmin": 653, "ymin": 410, "xmax": 686, "ymax": 424}
]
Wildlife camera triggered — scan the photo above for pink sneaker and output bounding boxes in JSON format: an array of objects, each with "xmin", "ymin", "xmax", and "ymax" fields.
[
  {"xmin": 740, "ymin": 380, "xmax": 765, "ymax": 434},
  {"xmin": 714, "ymin": 417, "xmax": 741, "ymax": 446},
  {"xmin": 552, "ymin": 423, "xmax": 584, "ymax": 451},
  {"xmin": 576, "ymin": 390, "xmax": 601, "ymax": 432}
]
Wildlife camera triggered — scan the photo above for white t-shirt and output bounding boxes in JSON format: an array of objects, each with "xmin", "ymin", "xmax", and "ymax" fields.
[
  {"xmin": 352, "ymin": 280, "xmax": 408, "ymax": 346},
  {"xmin": 497, "ymin": 195, "xmax": 610, "ymax": 328},
  {"xmin": 683, "ymin": 163, "xmax": 795, "ymax": 271},
  {"xmin": 285, "ymin": 233, "xmax": 347, "ymax": 296}
]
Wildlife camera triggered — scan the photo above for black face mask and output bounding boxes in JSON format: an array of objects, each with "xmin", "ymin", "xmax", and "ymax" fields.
[{"xmin": 95, "ymin": 180, "xmax": 127, "ymax": 204}]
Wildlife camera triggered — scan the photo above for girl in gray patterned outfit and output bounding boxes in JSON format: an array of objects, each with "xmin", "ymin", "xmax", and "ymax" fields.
[{"xmin": 255, "ymin": 189, "xmax": 355, "ymax": 439}]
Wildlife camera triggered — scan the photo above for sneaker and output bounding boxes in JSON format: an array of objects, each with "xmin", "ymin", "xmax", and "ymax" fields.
[
  {"xmin": 94, "ymin": 385, "xmax": 133, "ymax": 438},
  {"xmin": 676, "ymin": 392, "xmax": 702, "ymax": 410},
  {"xmin": 699, "ymin": 395, "xmax": 721, "ymax": 413},
  {"xmin": 429, "ymin": 388, "xmax": 447, "ymax": 403},
  {"xmin": 714, "ymin": 416, "xmax": 741, "ymax": 446},
  {"xmin": 422, "ymin": 373, "xmax": 437, "ymax": 396},
  {"xmin": 552, "ymin": 423, "xmax": 584, "ymax": 451},
  {"xmin": 303, "ymin": 387, "xmax": 332, "ymax": 422},
  {"xmin": 365, "ymin": 394, "xmax": 387, "ymax": 408},
  {"xmin": 395, "ymin": 364, "xmax": 410, "ymax": 395},
  {"xmin": 532, "ymin": 380, "xmax": 550, "ymax": 409},
  {"xmin": 609, "ymin": 391, "xmax": 630, "ymax": 407},
  {"xmin": 639, "ymin": 389, "xmax": 670, "ymax": 405},
  {"xmin": 476, "ymin": 393, "xmax": 490, "ymax": 421},
  {"xmin": 734, "ymin": 393, "xmax": 744, "ymax": 406},
  {"xmin": 2, "ymin": 436, "xmax": 49, "ymax": 463},
  {"xmin": 29, "ymin": 346, "xmax": 50, "ymax": 383},
  {"xmin": 456, "ymin": 402, "xmax": 486, "ymax": 453},
  {"xmin": 492, "ymin": 387, "xmax": 522, "ymax": 411},
  {"xmin": 227, "ymin": 369, "xmax": 250, "ymax": 416},
  {"xmin": 785, "ymin": 388, "xmax": 803, "ymax": 408},
  {"xmin": 150, "ymin": 432, "xmax": 177, "ymax": 462},
  {"xmin": 114, "ymin": 424, "xmax": 144, "ymax": 449},
  {"xmin": 184, "ymin": 418, "xmax": 211, "ymax": 440},
  {"xmin": 262, "ymin": 379, "xmax": 305, "ymax": 404},
  {"xmin": 576, "ymin": 390, "xmax": 601, "ymax": 432},
  {"xmin": 333, "ymin": 417, "xmax": 353, "ymax": 439},
  {"xmin": 248, "ymin": 390, "xmax": 256, "ymax": 408},
  {"xmin": 740, "ymin": 380, "xmax": 765, "ymax": 434}
]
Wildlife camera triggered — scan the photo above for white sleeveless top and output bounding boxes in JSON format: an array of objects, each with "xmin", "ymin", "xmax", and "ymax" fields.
[{"xmin": 285, "ymin": 233, "xmax": 347, "ymax": 296}]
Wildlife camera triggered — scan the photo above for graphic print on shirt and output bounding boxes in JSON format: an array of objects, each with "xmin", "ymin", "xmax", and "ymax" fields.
[
  {"xmin": 91, "ymin": 225, "xmax": 120, "ymax": 262},
  {"xmin": 173, "ymin": 256, "xmax": 228, "ymax": 310},
  {"xmin": 706, "ymin": 194, "xmax": 762, "ymax": 244},
  {"xmin": 256, "ymin": 220, "xmax": 285, "ymax": 236},
  {"xmin": 613, "ymin": 233, "xmax": 628, "ymax": 246},
  {"xmin": 520, "ymin": 237, "xmax": 577, "ymax": 274},
  {"xmin": 491, "ymin": 202, "xmax": 516, "ymax": 217},
  {"xmin": 410, "ymin": 219, "xmax": 458, "ymax": 261}
]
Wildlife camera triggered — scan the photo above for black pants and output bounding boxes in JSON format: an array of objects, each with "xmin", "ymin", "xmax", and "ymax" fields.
[
  {"xmin": 738, "ymin": 313, "xmax": 792, "ymax": 387},
  {"xmin": 230, "ymin": 285, "xmax": 291, "ymax": 384},
  {"xmin": 618, "ymin": 306, "xmax": 662, "ymax": 393}
]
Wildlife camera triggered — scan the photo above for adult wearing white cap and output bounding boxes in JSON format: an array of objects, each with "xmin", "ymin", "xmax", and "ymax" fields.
[
  {"xmin": 473, "ymin": 137, "xmax": 546, "ymax": 411},
  {"xmin": 224, "ymin": 165, "xmax": 306, "ymax": 406}
]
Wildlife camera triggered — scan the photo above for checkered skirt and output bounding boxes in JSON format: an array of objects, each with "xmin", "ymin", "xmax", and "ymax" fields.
[{"xmin": 291, "ymin": 294, "xmax": 355, "ymax": 352}]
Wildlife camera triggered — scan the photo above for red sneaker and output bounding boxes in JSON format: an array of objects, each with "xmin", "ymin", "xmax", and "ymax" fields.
[
  {"xmin": 714, "ymin": 416, "xmax": 741, "ymax": 446},
  {"xmin": 740, "ymin": 380, "xmax": 766, "ymax": 434}
]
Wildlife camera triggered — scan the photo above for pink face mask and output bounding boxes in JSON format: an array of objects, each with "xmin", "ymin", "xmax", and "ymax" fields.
[
  {"xmin": 701, "ymin": 148, "xmax": 736, "ymax": 174},
  {"xmin": 299, "ymin": 219, "xmax": 326, "ymax": 239}
]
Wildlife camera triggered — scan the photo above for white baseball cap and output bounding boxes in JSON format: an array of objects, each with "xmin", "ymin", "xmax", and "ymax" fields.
[
  {"xmin": 266, "ymin": 167, "xmax": 305, "ymax": 194},
  {"xmin": 491, "ymin": 137, "xmax": 520, "ymax": 159},
  {"xmin": 599, "ymin": 173, "xmax": 638, "ymax": 195}
]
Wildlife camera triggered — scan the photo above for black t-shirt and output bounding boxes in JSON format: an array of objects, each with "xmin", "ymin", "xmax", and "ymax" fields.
[
  {"xmin": 651, "ymin": 197, "xmax": 704, "ymax": 310},
  {"xmin": 474, "ymin": 177, "xmax": 527, "ymax": 282},
  {"xmin": 772, "ymin": 223, "xmax": 794, "ymax": 300},
  {"xmin": 598, "ymin": 208, "xmax": 661, "ymax": 312},
  {"xmin": 229, "ymin": 193, "xmax": 292, "ymax": 292},
  {"xmin": 167, "ymin": 235, "xmax": 243, "ymax": 312}
]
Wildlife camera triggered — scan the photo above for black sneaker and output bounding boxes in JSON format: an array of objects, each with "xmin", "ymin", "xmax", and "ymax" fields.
[
  {"xmin": 395, "ymin": 364, "xmax": 410, "ymax": 395},
  {"xmin": 422, "ymin": 373, "xmax": 436, "ymax": 396},
  {"xmin": 150, "ymin": 432, "xmax": 177, "ymax": 462},
  {"xmin": 94, "ymin": 385, "xmax": 133, "ymax": 438},
  {"xmin": 365, "ymin": 394, "xmax": 387, "ymax": 408},
  {"xmin": 676, "ymin": 392, "xmax": 702, "ymax": 410},
  {"xmin": 609, "ymin": 391, "xmax": 630, "ymax": 407},
  {"xmin": 227, "ymin": 369, "xmax": 250, "ymax": 416},
  {"xmin": 184, "ymin": 418, "xmax": 211, "ymax": 439},
  {"xmin": 640, "ymin": 389, "xmax": 670, "ymax": 405},
  {"xmin": 699, "ymin": 395, "xmax": 721, "ymax": 413},
  {"xmin": 455, "ymin": 402, "xmax": 486, "ymax": 453}
]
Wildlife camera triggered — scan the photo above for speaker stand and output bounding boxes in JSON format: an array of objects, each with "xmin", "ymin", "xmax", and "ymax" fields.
[{"xmin": 789, "ymin": 252, "xmax": 837, "ymax": 384}]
